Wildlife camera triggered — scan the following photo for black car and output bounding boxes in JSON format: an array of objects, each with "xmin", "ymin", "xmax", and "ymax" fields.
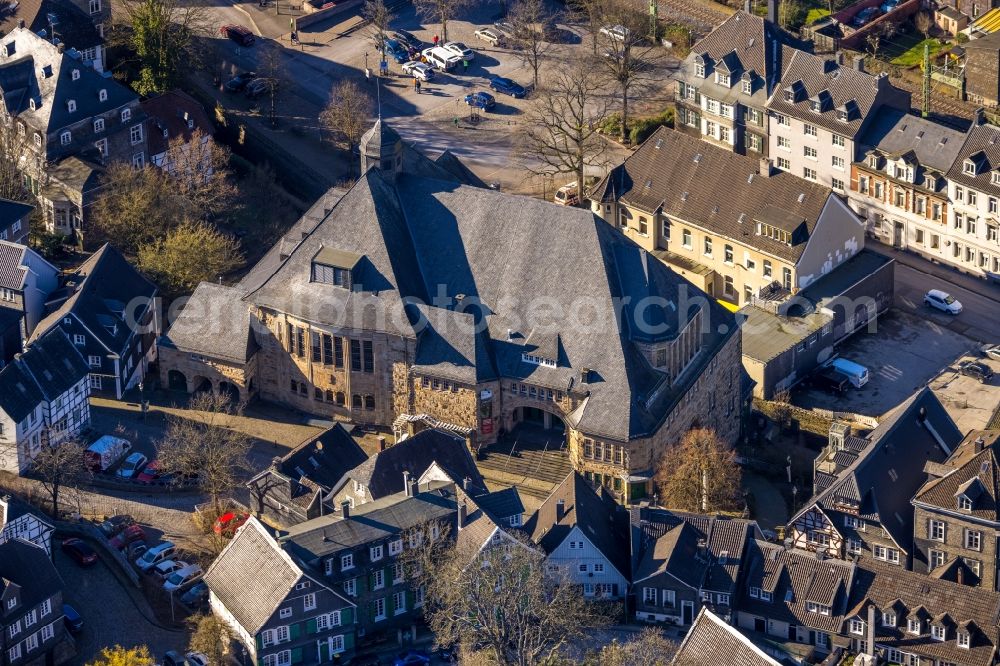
[
  {"xmin": 393, "ymin": 29, "xmax": 423, "ymax": 50},
  {"xmin": 180, "ymin": 581, "xmax": 209, "ymax": 609},
  {"xmin": 813, "ymin": 367, "xmax": 849, "ymax": 394},
  {"xmin": 245, "ymin": 78, "xmax": 274, "ymax": 99},
  {"xmin": 63, "ymin": 604, "xmax": 83, "ymax": 633},
  {"xmin": 224, "ymin": 71, "xmax": 256, "ymax": 92},
  {"xmin": 959, "ymin": 360, "xmax": 995, "ymax": 384},
  {"xmin": 98, "ymin": 514, "xmax": 134, "ymax": 537}
]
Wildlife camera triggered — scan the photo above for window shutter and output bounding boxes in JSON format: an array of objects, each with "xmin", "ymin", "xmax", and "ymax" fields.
[
  {"xmin": 290, "ymin": 623, "xmax": 301, "ymax": 640},
  {"xmin": 306, "ymin": 619, "xmax": 317, "ymax": 634},
  {"xmin": 389, "ymin": 594, "xmax": 395, "ymax": 613},
  {"xmin": 406, "ymin": 590, "xmax": 415, "ymax": 609},
  {"xmin": 318, "ymin": 640, "xmax": 329, "ymax": 662},
  {"xmin": 290, "ymin": 647, "xmax": 302, "ymax": 664},
  {"xmin": 341, "ymin": 607, "xmax": 353, "ymax": 625},
  {"xmin": 256, "ymin": 634, "xmax": 263, "ymax": 651}
]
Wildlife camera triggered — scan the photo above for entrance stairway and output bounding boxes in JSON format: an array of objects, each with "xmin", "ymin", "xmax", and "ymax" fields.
[{"xmin": 475, "ymin": 424, "xmax": 573, "ymax": 503}]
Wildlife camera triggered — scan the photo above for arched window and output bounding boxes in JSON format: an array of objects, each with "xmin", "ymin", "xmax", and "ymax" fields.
[
  {"xmin": 336, "ymin": 392, "xmax": 345, "ymax": 406},
  {"xmin": 325, "ymin": 389, "xmax": 333, "ymax": 402},
  {"xmin": 351, "ymin": 394, "xmax": 362, "ymax": 409},
  {"xmin": 364, "ymin": 395, "xmax": 375, "ymax": 411}
]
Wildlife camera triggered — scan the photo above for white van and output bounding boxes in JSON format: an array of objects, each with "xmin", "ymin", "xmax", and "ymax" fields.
[
  {"xmin": 830, "ymin": 358, "xmax": 869, "ymax": 388},
  {"xmin": 422, "ymin": 46, "xmax": 461, "ymax": 71}
]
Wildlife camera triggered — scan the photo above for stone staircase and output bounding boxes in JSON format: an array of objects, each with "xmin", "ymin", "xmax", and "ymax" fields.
[{"xmin": 475, "ymin": 428, "xmax": 573, "ymax": 503}]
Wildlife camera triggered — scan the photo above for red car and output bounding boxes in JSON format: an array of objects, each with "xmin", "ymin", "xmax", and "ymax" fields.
[
  {"xmin": 109, "ymin": 524, "xmax": 145, "ymax": 550},
  {"xmin": 137, "ymin": 460, "xmax": 163, "ymax": 484},
  {"xmin": 61, "ymin": 538, "xmax": 98, "ymax": 566},
  {"xmin": 213, "ymin": 511, "xmax": 249, "ymax": 537},
  {"xmin": 220, "ymin": 24, "xmax": 255, "ymax": 46}
]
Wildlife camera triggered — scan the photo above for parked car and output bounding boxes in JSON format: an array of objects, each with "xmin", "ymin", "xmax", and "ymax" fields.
[
  {"xmin": 220, "ymin": 24, "xmax": 254, "ymax": 46},
  {"xmin": 127, "ymin": 542, "xmax": 148, "ymax": 561},
  {"xmin": 163, "ymin": 564, "xmax": 204, "ymax": 592},
  {"xmin": 924, "ymin": 288, "xmax": 963, "ymax": 314},
  {"xmin": 63, "ymin": 604, "xmax": 83, "ymax": 633},
  {"xmin": 61, "ymin": 538, "xmax": 98, "ymax": 566},
  {"xmin": 813, "ymin": 367, "xmax": 850, "ymax": 393},
  {"xmin": 982, "ymin": 344, "xmax": 1000, "ymax": 362},
  {"xmin": 245, "ymin": 78, "xmax": 274, "ymax": 99},
  {"xmin": 180, "ymin": 581, "xmax": 210, "ymax": 608},
  {"xmin": 382, "ymin": 38, "xmax": 411, "ymax": 64},
  {"xmin": 109, "ymin": 524, "xmax": 145, "ymax": 550},
  {"xmin": 116, "ymin": 452, "xmax": 148, "ymax": 479},
  {"xmin": 213, "ymin": 511, "xmax": 249, "ymax": 537},
  {"xmin": 422, "ymin": 46, "xmax": 461, "ymax": 71},
  {"xmin": 851, "ymin": 7, "xmax": 882, "ymax": 27},
  {"xmin": 829, "ymin": 358, "xmax": 869, "ymax": 388},
  {"xmin": 137, "ymin": 459, "xmax": 164, "ymax": 484},
  {"xmin": 224, "ymin": 71, "xmax": 256, "ymax": 92},
  {"xmin": 99, "ymin": 514, "xmax": 135, "ymax": 537},
  {"xmin": 136, "ymin": 542, "xmax": 176, "ymax": 572},
  {"xmin": 402, "ymin": 61, "xmax": 434, "ymax": 81},
  {"xmin": 394, "ymin": 650, "xmax": 431, "ymax": 666},
  {"xmin": 958, "ymin": 360, "xmax": 995, "ymax": 383},
  {"xmin": 880, "ymin": 0, "xmax": 900, "ymax": 13},
  {"xmin": 443, "ymin": 41, "xmax": 474, "ymax": 60},
  {"xmin": 186, "ymin": 653, "xmax": 209, "ymax": 666},
  {"xmin": 392, "ymin": 29, "xmax": 423, "ymax": 50},
  {"xmin": 553, "ymin": 182, "xmax": 579, "ymax": 206},
  {"xmin": 85, "ymin": 436, "xmax": 132, "ymax": 472},
  {"xmin": 489, "ymin": 76, "xmax": 526, "ymax": 98},
  {"xmin": 493, "ymin": 21, "xmax": 516, "ymax": 39},
  {"xmin": 599, "ymin": 24, "xmax": 629, "ymax": 41},
  {"xmin": 163, "ymin": 651, "xmax": 189, "ymax": 666},
  {"xmin": 153, "ymin": 559, "xmax": 189, "ymax": 581},
  {"xmin": 464, "ymin": 91, "xmax": 496, "ymax": 110},
  {"xmin": 474, "ymin": 27, "xmax": 505, "ymax": 46}
]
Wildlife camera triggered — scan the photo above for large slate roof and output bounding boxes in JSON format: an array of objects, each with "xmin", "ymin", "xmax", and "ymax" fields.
[
  {"xmin": 913, "ymin": 430, "xmax": 1000, "ymax": 522},
  {"xmin": 0, "ymin": 326, "xmax": 87, "ymax": 422},
  {"xmin": 947, "ymin": 121, "xmax": 1000, "ymax": 197},
  {"xmin": 858, "ymin": 107, "xmax": 967, "ymax": 174},
  {"xmin": 0, "ymin": 0, "xmax": 102, "ymax": 53},
  {"xmin": 0, "ymin": 27, "xmax": 138, "ymax": 135},
  {"xmin": 0, "ymin": 240, "xmax": 28, "ymax": 291},
  {"xmin": 591, "ymin": 127, "xmax": 833, "ymax": 265},
  {"xmin": 672, "ymin": 608, "xmax": 781, "ymax": 666},
  {"xmin": 0, "ymin": 538, "xmax": 63, "ymax": 619},
  {"xmin": 160, "ymin": 282, "xmax": 257, "ymax": 363}
]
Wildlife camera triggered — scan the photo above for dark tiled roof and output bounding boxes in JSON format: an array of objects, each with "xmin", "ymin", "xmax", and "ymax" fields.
[
  {"xmin": 858, "ymin": 108, "xmax": 967, "ymax": 173},
  {"xmin": 141, "ymin": 90, "xmax": 214, "ymax": 158},
  {"xmin": 849, "ymin": 560, "xmax": 1000, "ymax": 666},
  {"xmin": 672, "ymin": 607, "xmax": 781, "ymax": 666},
  {"xmin": 913, "ymin": 430, "xmax": 1000, "ymax": 522},
  {"xmin": 204, "ymin": 518, "xmax": 340, "ymax": 634},
  {"xmin": 0, "ymin": 240, "xmax": 27, "ymax": 291},
  {"xmin": 0, "ymin": 359, "xmax": 42, "ymax": 424},
  {"xmin": 525, "ymin": 472, "xmax": 630, "ymax": 578},
  {"xmin": 0, "ymin": 538, "xmax": 62, "ymax": 620},
  {"xmin": 790, "ymin": 388, "xmax": 961, "ymax": 551},
  {"xmin": 433, "ymin": 149, "xmax": 487, "ymax": 188},
  {"xmin": 160, "ymin": 282, "xmax": 257, "ymax": 363},
  {"xmin": 591, "ymin": 127, "xmax": 833, "ymax": 265},
  {"xmin": 0, "ymin": 200, "xmax": 33, "ymax": 235},
  {"xmin": 282, "ymin": 484, "xmax": 458, "ymax": 560},
  {"xmin": 412, "ymin": 303, "xmax": 496, "ymax": 384},
  {"xmin": 336, "ymin": 428, "xmax": 484, "ymax": 500},
  {"xmin": 740, "ymin": 539, "xmax": 855, "ymax": 634},
  {"xmin": 469, "ymin": 486, "xmax": 523, "ymax": 522},
  {"xmin": 946, "ymin": 122, "xmax": 1000, "ymax": 197},
  {"xmin": 0, "ymin": 326, "xmax": 87, "ymax": 422},
  {"xmin": 0, "ymin": 0, "xmax": 102, "ymax": 53},
  {"xmin": 30, "ymin": 244, "xmax": 157, "ymax": 354}
]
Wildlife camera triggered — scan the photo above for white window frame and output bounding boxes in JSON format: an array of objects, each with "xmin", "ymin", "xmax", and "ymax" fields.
[
  {"xmin": 303, "ymin": 593, "xmax": 316, "ymax": 612},
  {"xmin": 341, "ymin": 553, "xmax": 354, "ymax": 571}
]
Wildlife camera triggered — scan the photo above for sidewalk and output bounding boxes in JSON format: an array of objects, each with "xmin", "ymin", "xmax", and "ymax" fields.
[{"xmin": 869, "ymin": 241, "xmax": 1000, "ymax": 305}]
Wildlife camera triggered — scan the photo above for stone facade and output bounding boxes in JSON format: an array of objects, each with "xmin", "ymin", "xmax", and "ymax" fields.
[
  {"xmin": 158, "ymin": 345, "xmax": 257, "ymax": 402},
  {"xmin": 912, "ymin": 505, "xmax": 997, "ymax": 589}
]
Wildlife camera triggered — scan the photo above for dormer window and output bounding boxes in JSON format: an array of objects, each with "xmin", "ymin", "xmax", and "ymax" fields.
[
  {"xmin": 521, "ymin": 353, "xmax": 556, "ymax": 368},
  {"xmin": 784, "ymin": 89, "xmax": 794, "ymax": 102},
  {"xmin": 312, "ymin": 262, "xmax": 350, "ymax": 287},
  {"xmin": 837, "ymin": 109, "xmax": 848, "ymax": 121},
  {"xmin": 99, "ymin": 89, "xmax": 107, "ymax": 102},
  {"xmin": 71, "ymin": 68, "xmax": 80, "ymax": 81},
  {"xmin": 311, "ymin": 247, "xmax": 360, "ymax": 289},
  {"xmin": 94, "ymin": 118, "xmax": 104, "ymax": 132},
  {"xmin": 958, "ymin": 631, "xmax": 971, "ymax": 648},
  {"xmin": 849, "ymin": 618, "xmax": 865, "ymax": 635},
  {"xmin": 60, "ymin": 130, "xmax": 71, "ymax": 145},
  {"xmin": 992, "ymin": 171, "xmax": 1000, "ymax": 186},
  {"xmin": 756, "ymin": 222, "xmax": 792, "ymax": 245},
  {"xmin": 869, "ymin": 155, "xmax": 880, "ymax": 169},
  {"xmin": 959, "ymin": 495, "xmax": 973, "ymax": 510},
  {"xmin": 742, "ymin": 78, "xmax": 751, "ymax": 94},
  {"xmin": 716, "ymin": 72, "xmax": 730, "ymax": 86},
  {"xmin": 29, "ymin": 98, "xmax": 36, "ymax": 111},
  {"xmin": 908, "ymin": 618, "xmax": 921, "ymax": 634},
  {"xmin": 925, "ymin": 174, "xmax": 938, "ymax": 189},
  {"xmin": 882, "ymin": 611, "xmax": 896, "ymax": 627},
  {"xmin": 121, "ymin": 108, "xmax": 131, "ymax": 122},
  {"xmin": 67, "ymin": 99, "xmax": 76, "ymax": 112},
  {"xmin": 964, "ymin": 159, "xmax": 977, "ymax": 175},
  {"xmin": 695, "ymin": 62, "xmax": 705, "ymax": 78},
  {"xmin": 931, "ymin": 625, "xmax": 946, "ymax": 641}
]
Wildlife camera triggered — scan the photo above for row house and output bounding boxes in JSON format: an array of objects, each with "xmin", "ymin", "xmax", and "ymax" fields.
[
  {"xmin": 0, "ymin": 240, "xmax": 59, "ymax": 367},
  {"xmin": 205, "ymin": 518, "xmax": 357, "ymax": 666},
  {"xmin": 766, "ymin": 50, "xmax": 910, "ymax": 196},
  {"xmin": 30, "ymin": 244, "xmax": 159, "ymax": 399},
  {"xmin": 852, "ymin": 108, "xmax": 965, "ymax": 264},
  {"xmin": 0, "ymin": 201, "xmax": 32, "ymax": 246},
  {"xmin": 0, "ymin": 497, "xmax": 54, "ymax": 555},
  {"xmin": 630, "ymin": 507, "xmax": 758, "ymax": 627},
  {"xmin": 0, "ymin": 0, "xmax": 107, "ymax": 73},
  {"xmin": 0, "ymin": 539, "xmax": 67, "ymax": 666},
  {"xmin": 0, "ymin": 327, "xmax": 91, "ymax": 475},
  {"xmin": 588, "ymin": 126, "xmax": 864, "ymax": 310},
  {"xmin": 0, "ymin": 26, "xmax": 146, "ymax": 236},
  {"xmin": 162, "ymin": 119, "xmax": 746, "ymax": 504},
  {"xmin": 672, "ymin": 608, "xmax": 782, "ymax": 665},
  {"xmin": 674, "ymin": 9, "xmax": 794, "ymax": 155},
  {"xmin": 944, "ymin": 118, "xmax": 1000, "ymax": 279},
  {"xmin": 787, "ymin": 387, "xmax": 962, "ymax": 566},
  {"xmin": 911, "ymin": 430, "xmax": 1000, "ymax": 590}
]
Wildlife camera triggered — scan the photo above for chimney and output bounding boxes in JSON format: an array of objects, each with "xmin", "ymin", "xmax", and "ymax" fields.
[
  {"xmin": 975, "ymin": 437, "xmax": 986, "ymax": 453},
  {"xmin": 463, "ymin": 476, "xmax": 472, "ymax": 491},
  {"xmin": 976, "ymin": 107, "xmax": 987, "ymax": 125},
  {"xmin": 957, "ymin": 566, "xmax": 965, "ymax": 586},
  {"xmin": 852, "ymin": 54, "xmax": 865, "ymax": 73},
  {"xmin": 457, "ymin": 502, "xmax": 467, "ymax": 530},
  {"xmin": 378, "ymin": 436, "xmax": 387, "ymax": 452},
  {"xmin": 341, "ymin": 500, "xmax": 351, "ymax": 519},
  {"xmin": 767, "ymin": 0, "xmax": 778, "ymax": 24},
  {"xmin": 57, "ymin": 43, "xmax": 64, "ymax": 53},
  {"xmin": 759, "ymin": 157, "xmax": 773, "ymax": 177},
  {"xmin": 403, "ymin": 470, "xmax": 412, "ymax": 497},
  {"xmin": 556, "ymin": 499, "xmax": 565, "ymax": 522},
  {"xmin": 744, "ymin": 0, "xmax": 750, "ymax": 11},
  {"xmin": 580, "ymin": 368, "xmax": 590, "ymax": 384},
  {"xmin": 835, "ymin": 50, "xmax": 844, "ymax": 65},
  {"xmin": 866, "ymin": 604, "xmax": 876, "ymax": 657},
  {"xmin": 17, "ymin": 18, "xmax": 24, "ymax": 28}
]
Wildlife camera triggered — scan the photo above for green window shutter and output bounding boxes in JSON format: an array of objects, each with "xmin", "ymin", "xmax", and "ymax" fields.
[
  {"xmin": 406, "ymin": 590, "xmax": 415, "ymax": 609},
  {"xmin": 290, "ymin": 623, "xmax": 301, "ymax": 640},
  {"xmin": 255, "ymin": 634, "xmax": 263, "ymax": 651},
  {"xmin": 318, "ymin": 641, "xmax": 329, "ymax": 662},
  {"xmin": 341, "ymin": 607, "xmax": 353, "ymax": 625},
  {"xmin": 306, "ymin": 619, "xmax": 317, "ymax": 634},
  {"xmin": 344, "ymin": 632, "xmax": 355, "ymax": 650},
  {"xmin": 389, "ymin": 594, "xmax": 395, "ymax": 613},
  {"xmin": 290, "ymin": 647, "xmax": 303, "ymax": 664}
]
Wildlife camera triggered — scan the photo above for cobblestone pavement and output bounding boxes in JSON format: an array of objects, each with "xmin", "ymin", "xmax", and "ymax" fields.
[{"xmin": 55, "ymin": 548, "xmax": 189, "ymax": 665}]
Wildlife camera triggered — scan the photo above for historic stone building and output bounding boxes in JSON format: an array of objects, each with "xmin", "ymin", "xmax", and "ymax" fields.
[{"xmin": 160, "ymin": 120, "xmax": 746, "ymax": 502}]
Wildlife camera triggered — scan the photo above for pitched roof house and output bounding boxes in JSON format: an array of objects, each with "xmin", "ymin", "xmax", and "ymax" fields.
[
  {"xmin": 0, "ymin": 495, "xmax": 54, "ymax": 555},
  {"xmin": 525, "ymin": 472, "xmax": 630, "ymax": 599},
  {"xmin": 0, "ymin": 0, "xmax": 105, "ymax": 71},
  {"xmin": 0, "ymin": 200, "xmax": 33, "ymax": 245},
  {"xmin": 0, "ymin": 326, "xmax": 90, "ymax": 474},
  {"xmin": 788, "ymin": 387, "xmax": 962, "ymax": 565},
  {"xmin": 672, "ymin": 607, "xmax": 782, "ymax": 666},
  {"xmin": 0, "ymin": 240, "xmax": 58, "ymax": 367},
  {"xmin": 0, "ymin": 538, "xmax": 68, "ymax": 666},
  {"xmin": 141, "ymin": 90, "xmax": 214, "ymax": 170},
  {"xmin": 204, "ymin": 518, "xmax": 357, "ymax": 665},
  {"xmin": 30, "ymin": 244, "xmax": 158, "ymax": 398},
  {"xmin": 247, "ymin": 423, "xmax": 368, "ymax": 527}
]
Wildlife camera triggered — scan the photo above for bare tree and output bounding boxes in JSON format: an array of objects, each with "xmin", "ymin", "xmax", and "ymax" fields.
[
  {"xmin": 413, "ymin": 0, "xmax": 469, "ymax": 42},
  {"xmin": 407, "ymin": 527, "xmax": 611, "ymax": 666},
  {"xmin": 597, "ymin": 628, "xmax": 678, "ymax": 666},
  {"xmin": 914, "ymin": 10, "xmax": 933, "ymax": 38},
  {"xmin": 521, "ymin": 60, "xmax": 610, "ymax": 205},
  {"xmin": 654, "ymin": 428, "xmax": 742, "ymax": 513},
  {"xmin": 156, "ymin": 392, "xmax": 252, "ymax": 513},
  {"xmin": 0, "ymin": 121, "xmax": 32, "ymax": 202},
  {"xmin": 508, "ymin": 0, "xmax": 557, "ymax": 87},
  {"xmin": 598, "ymin": 1, "xmax": 662, "ymax": 144},
  {"xmin": 572, "ymin": 0, "xmax": 608, "ymax": 55},
  {"xmin": 188, "ymin": 614, "xmax": 233, "ymax": 665},
  {"xmin": 320, "ymin": 80, "xmax": 374, "ymax": 173},
  {"xmin": 364, "ymin": 0, "xmax": 396, "ymax": 53},
  {"xmin": 163, "ymin": 130, "xmax": 238, "ymax": 220},
  {"xmin": 257, "ymin": 44, "xmax": 287, "ymax": 129},
  {"xmin": 26, "ymin": 438, "xmax": 90, "ymax": 517}
]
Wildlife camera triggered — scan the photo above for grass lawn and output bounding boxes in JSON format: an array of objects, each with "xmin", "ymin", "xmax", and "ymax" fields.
[
  {"xmin": 886, "ymin": 36, "xmax": 947, "ymax": 67},
  {"xmin": 806, "ymin": 7, "xmax": 831, "ymax": 23}
]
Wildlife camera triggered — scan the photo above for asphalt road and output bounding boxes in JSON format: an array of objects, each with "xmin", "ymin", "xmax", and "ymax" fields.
[{"xmin": 892, "ymin": 262, "xmax": 999, "ymax": 345}]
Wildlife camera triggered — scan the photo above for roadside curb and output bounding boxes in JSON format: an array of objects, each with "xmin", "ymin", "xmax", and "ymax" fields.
[{"xmin": 871, "ymin": 244, "xmax": 1000, "ymax": 307}]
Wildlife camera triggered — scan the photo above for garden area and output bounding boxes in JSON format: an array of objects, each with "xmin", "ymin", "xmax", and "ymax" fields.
[{"xmin": 881, "ymin": 32, "xmax": 947, "ymax": 66}]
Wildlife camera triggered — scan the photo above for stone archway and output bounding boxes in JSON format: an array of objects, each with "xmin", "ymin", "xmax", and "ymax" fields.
[
  {"xmin": 167, "ymin": 369, "xmax": 187, "ymax": 392},
  {"xmin": 218, "ymin": 381, "xmax": 241, "ymax": 405},
  {"xmin": 515, "ymin": 405, "xmax": 566, "ymax": 433},
  {"xmin": 192, "ymin": 376, "xmax": 213, "ymax": 393}
]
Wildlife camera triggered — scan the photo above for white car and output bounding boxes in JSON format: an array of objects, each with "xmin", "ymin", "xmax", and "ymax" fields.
[
  {"xmin": 402, "ymin": 61, "xmax": 434, "ymax": 81},
  {"xmin": 600, "ymin": 24, "xmax": 629, "ymax": 42},
  {"xmin": 924, "ymin": 288, "xmax": 963, "ymax": 314},
  {"xmin": 116, "ymin": 452, "xmax": 147, "ymax": 479},
  {"xmin": 153, "ymin": 559, "xmax": 188, "ymax": 581},
  {"xmin": 164, "ymin": 564, "xmax": 204, "ymax": 592},
  {"xmin": 474, "ymin": 28, "xmax": 504, "ymax": 46},
  {"xmin": 983, "ymin": 344, "xmax": 1000, "ymax": 362},
  {"xmin": 135, "ymin": 541, "xmax": 175, "ymax": 572},
  {"xmin": 443, "ymin": 41, "xmax": 474, "ymax": 60}
]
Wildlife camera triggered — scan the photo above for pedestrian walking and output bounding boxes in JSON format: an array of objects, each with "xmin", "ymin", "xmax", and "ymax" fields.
[
  {"xmin": 433, "ymin": 34, "xmax": 439, "ymax": 46},
  {"xmin": 462, "ymin": 58, "xmax": 468, "ymax": 73},
  {"xmin": 415, "ymin": 78, "xmax": 421, "ymax": 93}
]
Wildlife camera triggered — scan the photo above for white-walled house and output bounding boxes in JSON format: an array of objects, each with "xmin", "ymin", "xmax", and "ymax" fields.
[
  {"xmin": 525, "ymin": 472, "xmax": 630, "ymax": 599},
  {"xmin": 0, "ymin": 240, "xmax": 60, "ymax": 367},
  {"xmin": 0, "ymin": 495, "xmax": 55, "ymax": 555},
  {"xmin": 0, "ymin": 327, "xmax": 91, "ymax": 474}
]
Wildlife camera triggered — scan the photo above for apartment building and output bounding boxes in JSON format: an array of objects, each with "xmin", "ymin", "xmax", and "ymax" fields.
[
  {"xmin": 0, "ymin": 241, "xmax": 59, "ymax": 367},
  {"xmin": 767, "ymin": 51, "xmax": 910, "ymax": 195},
  {"xmin": 943, "ymin": 118, "xmax": 1000, "ymax": 279}
]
